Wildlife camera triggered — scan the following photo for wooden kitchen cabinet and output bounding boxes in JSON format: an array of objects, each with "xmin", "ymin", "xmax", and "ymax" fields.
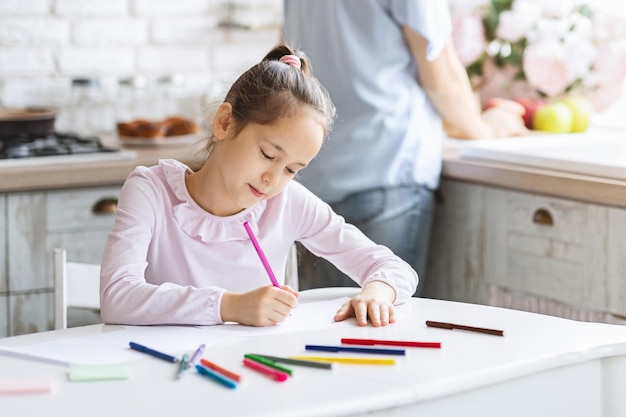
[
  {"xmin": 422, "ymin": 180, "xmax": 490, "ymax": 305},
  {"xmin": 425, "ymin": 179, "xmax": 626, "ymax": 322},
  {"xmin": 0, "ymin": 194, "xmax": 8, "ymax": 337},
  {"xmin": 5, "ymin": 185, "xmax": 120, "ymax": 336},
  {"xmin": 607, "ymin": 207, "xmax": 626, "ymax": 316}
]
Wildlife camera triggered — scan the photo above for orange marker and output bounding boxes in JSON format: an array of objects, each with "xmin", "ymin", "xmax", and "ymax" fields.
[{"xmin": 200, "ymin": 358, "xmax": 242, "ymax": 382}]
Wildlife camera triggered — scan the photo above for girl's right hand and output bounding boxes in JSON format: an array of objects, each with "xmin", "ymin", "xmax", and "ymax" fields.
[{"xmin": 220, "ymin": 285, "xmax": 299, "ymax": 326}]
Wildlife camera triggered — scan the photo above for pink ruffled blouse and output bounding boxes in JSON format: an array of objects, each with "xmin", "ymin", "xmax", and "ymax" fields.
[{"xmin": 100, "ymin": 159, "xmax": 418, "ymax": 325}]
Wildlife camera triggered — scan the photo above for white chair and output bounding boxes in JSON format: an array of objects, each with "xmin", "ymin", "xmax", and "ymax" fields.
[
  {"xmin": 284, "ymin": 244, "xmax": 299, "ymax": 290},
  {"xmin": 299, "ymin": 287, "xmax": 361, "ymax": 303},
  {"xmin": 53, "ymin": 248, "xmax": 102, "ymax": 330}
]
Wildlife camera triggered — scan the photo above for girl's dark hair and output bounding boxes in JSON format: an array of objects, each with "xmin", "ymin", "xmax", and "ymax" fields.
[{"xmin": 203, "ymin": 44, "xmax": 335, "ymax": 153}]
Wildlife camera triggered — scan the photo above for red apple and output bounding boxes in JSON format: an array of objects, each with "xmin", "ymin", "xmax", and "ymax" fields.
[{"xmin": 514, "ymin": 97, "xmax": 545, "ymax": 129}]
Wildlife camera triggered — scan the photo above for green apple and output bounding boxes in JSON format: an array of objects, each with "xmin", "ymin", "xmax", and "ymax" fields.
[
  {"xmin": 558, "ymin": 96, "xmax": 592, "ymax": 133},
  {"xmin": 532, "ymin": 102, "xmax": 574, "ymax": 133}
]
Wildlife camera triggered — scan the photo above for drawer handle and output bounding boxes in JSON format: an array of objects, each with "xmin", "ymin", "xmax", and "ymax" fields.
[
  {"xmin": 92, "ymin": 198, "xmax": 118, "ymax": 215},
  {"xmin": 532, "ymin": 208, "xmax": 553, "ymax": 226}
]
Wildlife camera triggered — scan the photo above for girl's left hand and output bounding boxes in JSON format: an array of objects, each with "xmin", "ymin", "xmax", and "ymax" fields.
[{"xmin": 333, "ymin": 281, "xmax": 396, "ymax": 327}]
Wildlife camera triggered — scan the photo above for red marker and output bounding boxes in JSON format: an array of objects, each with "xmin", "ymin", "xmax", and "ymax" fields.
[
  {"xmin": 243, "ymin": 358, "xmax": 288, "ymax": 382},
  {"xmin": 341, "ymin": 338, "xmax": 441, "ymax": 349}
]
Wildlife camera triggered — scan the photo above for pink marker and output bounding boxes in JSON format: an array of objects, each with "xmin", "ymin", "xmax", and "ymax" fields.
[
  {"xmin": 243, "ymin": 221, "xmax": 280, "ymax": 287},
  {"xmin": 243, "ymin": 358, "xmax": 288, "ymax": 382}
]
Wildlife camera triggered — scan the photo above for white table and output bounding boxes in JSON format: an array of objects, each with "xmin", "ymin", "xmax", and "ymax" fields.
[{"xmin": 1, "ymin": 289, "xmax": 626, "ymax": 417}]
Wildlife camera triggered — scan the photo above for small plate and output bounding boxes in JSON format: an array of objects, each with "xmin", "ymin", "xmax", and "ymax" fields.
[{"xmin": 117, "ymin": 133, "xmax": 201, "ymax": 147}]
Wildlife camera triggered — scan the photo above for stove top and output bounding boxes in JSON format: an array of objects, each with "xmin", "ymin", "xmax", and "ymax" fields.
[{"xmin": 0, "ymin": 131, "xmax": 136, "ymax": 168}]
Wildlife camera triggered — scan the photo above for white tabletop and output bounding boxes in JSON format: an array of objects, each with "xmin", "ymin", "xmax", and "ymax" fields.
[{"xmin": 1, "ymin": 290, "xmax": 626, "ymax": 417}]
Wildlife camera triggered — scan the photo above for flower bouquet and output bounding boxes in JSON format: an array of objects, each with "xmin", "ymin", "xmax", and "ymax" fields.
[{"xmin": 449, "ymin": 0, "xmax": 626, "ymax": 113}]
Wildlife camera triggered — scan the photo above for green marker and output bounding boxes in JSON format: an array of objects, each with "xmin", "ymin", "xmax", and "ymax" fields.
[
  {"xmin": 244, "ymin": 354, "xmax": 294, "ymax": 376},
  {"xmin": 176, "ymin": 353, "xmax": 189, "ymax": 379}
]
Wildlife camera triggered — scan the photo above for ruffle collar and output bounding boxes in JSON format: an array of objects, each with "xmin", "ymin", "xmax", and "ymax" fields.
[{"xmin": 160, "ymin": 159, "xmax": 266, "ymax": 243}]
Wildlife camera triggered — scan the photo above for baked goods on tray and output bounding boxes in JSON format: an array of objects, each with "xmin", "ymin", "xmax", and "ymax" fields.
[{"xmin": 117, "ymin": 116, "xmax": 199, "ymax": 139}]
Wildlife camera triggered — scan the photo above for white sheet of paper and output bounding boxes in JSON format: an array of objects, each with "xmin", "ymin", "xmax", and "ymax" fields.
[{"xmin": 0, "ymin": 297, "xmax": 398, "ymax": 366}]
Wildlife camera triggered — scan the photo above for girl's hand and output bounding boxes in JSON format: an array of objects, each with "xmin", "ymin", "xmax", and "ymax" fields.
[
  {"xmin": 333, "ymin": 281, "xmax": 396, "ymax": 327},
  {"xmin": 221, "ymin": 285, "xmax": 299, "ymax": 326}
]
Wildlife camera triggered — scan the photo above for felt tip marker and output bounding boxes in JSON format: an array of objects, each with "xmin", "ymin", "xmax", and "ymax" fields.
[
  {"xmin": 129, "ymin": 342, "xmax": 178, "ymax": 363},
  {"xmin": 305, "ymin": 344, "xmax": 405, "ymax": 356},
  {"xmin": 176, "ymin": 354, "xmax": 189, "ymax": 379},
  {"xmin": 196, "ymin": 364, "xmax": 238, "ymax": 389},
  {"xmin": 250, "ymin": 354, "xmax": 333, "ymax": 370},
  {"xmin": 244, "ymin": 354, "xmax": 293, "ymax": 376},
  {"xmin": 200, "ymin": 358, "xmax": 243, "ymax": 383},
  {"xmin": 341, "ymin": 338, "xmax": 442, "ymax": 349},
  {"xmin": 187, "ymin": 343, "xmax": 206, "ymax": 369},
  {"xmin": 290, "ymin": 356, "xmax": 395, "ymax": 365},
  {"xmin": 425, "ymin": 320, "xmax": 505, "ymax": 336},
  {"xmin": 243, "ymin": 221, "xmax": 280, "ymax": 287},
  {"xmin": 243, "ymin": 358, "xmax": 288, "ymax": 382}
]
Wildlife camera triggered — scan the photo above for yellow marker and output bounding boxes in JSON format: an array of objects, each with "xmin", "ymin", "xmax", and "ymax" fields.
[{"xmin": 290, "ymin": 356, "xmax": 395, "ymax": 365}]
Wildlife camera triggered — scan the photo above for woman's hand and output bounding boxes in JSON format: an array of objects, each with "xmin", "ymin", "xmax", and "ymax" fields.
[
  {"xmin": 220, "ymin": 285, "xmax": 299, "ymax": 326},
  {"xmin": 480, "ymin": 98, "xmax": 529, "ymax": 138},
  {"xmin": 334, "ymin": 281, "xmax": 396, "ymax": 327}
]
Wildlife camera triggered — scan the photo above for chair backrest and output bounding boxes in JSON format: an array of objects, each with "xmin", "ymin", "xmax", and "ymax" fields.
[
  {"xmin": 53, "ymin": 248, "xmax": 101, "ymax": 330},
  {"xmin": 284, "ymin": 243, "xmax": 299, "ymax": 290}
]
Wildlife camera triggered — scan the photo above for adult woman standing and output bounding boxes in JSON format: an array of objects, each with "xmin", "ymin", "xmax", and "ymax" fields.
[{"xmin": 283, "ymin": 0, "xmax": 526, "ymax": 294}]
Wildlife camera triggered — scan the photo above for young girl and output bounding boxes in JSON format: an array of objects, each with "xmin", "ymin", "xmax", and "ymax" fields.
[{"xmin": 100, "ymin": 44, "xmax": 418, "ymax": 328}]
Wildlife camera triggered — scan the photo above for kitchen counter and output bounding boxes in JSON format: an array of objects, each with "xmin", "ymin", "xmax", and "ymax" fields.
[
  {"xmin": 442, "ymin": 145, "xmax": 626, "ymax": 209},
  {"xmin": 1, "ymin": 137, "xmax": 625, "ymax": 209},
  {"xmin": 0, "ymin": 137, "xmax": 204, "ymax": 193}
]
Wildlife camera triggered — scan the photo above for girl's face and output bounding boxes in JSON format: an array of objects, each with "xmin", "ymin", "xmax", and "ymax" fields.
[{"xmin": 209, "ymin": 104, "xmax": 325, "ymax": 216}]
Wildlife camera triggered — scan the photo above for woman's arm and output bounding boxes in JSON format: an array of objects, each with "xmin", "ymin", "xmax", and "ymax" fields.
[{"xmin": 403, "ymin": 26, "xmax": 527, "ymax": 139}]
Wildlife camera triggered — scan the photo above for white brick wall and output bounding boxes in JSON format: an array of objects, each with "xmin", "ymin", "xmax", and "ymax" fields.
[
  {"xmin": 0, "ymin": 18, "xmax": 69, "ymax": 45},
  {"xmin": 0, "ymin": 0, "xmax": 50, "ymax": 15},
  {"xmin": 0, "ymin": 0, "xmax": 282, "ymax": 128},
  {"xmin": 73, "ymin": 19, "xmax": 148, "ymax": 46}
]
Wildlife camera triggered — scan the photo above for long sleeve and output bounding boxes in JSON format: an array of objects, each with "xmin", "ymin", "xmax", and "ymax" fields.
[
  {"xmin": 100, "ymin": 168, "xmax": 226, "ymax": 326},
  {"xmin": 287, "ymin": 183, "xmax": 418, "ymax": 304}
]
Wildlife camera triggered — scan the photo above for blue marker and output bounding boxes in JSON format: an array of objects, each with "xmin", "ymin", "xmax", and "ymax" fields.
[
  {"xmin": 305, "ymin": 344, "xmax": 405, "ymax": 356},
  {"xmin": 196, "ymin": 364, "xmax": 238, "ymax": 389},
  {"xmin": 129, "ymin": 341, "xmax": 179, "ymax": 363}
]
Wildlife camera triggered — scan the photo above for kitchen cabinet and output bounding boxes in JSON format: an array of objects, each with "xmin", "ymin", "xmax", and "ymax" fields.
[
  {"xmin": 0, "ymin": 194, "xmax": 7, "ymax": 337},
  {"xmin": 4, "ymin": 186, "xmax": 120, "ymax": 336},
  {"xmin": 424, "ymin": 179, "xmax": 626, "ymax": 323}
]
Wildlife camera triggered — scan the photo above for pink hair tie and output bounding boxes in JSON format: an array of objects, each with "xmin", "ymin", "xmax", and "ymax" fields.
[{"xmin": 278, "ymin": 54, "xmax": 301, "ymax": 70}]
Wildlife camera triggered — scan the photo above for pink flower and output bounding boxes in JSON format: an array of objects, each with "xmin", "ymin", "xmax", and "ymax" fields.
[
  {"xmin": 451, "ymin": 13, "xmax": 487, "ymax": 66},
  {"xmin": 523, "ymin": 40, "xmax": 573, "ymax": 97}
]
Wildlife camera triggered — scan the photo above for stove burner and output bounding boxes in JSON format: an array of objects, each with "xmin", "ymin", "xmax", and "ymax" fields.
[{"xmin": 0, "ymin": 131, "xmax": 116, "ymax": 159}]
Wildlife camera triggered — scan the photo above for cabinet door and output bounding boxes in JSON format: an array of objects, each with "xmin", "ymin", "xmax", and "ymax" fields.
[
  {"xmin": 7, "ymin": 186, "xmax": 120, "ymax": 335},
  {"xmin": 0, "ymin": 194, "xmax": 7, "ymax": 337},
  {"xmin": 607, "ymin": 207, "xmax": 626, "ymax": 316},
  {"xmin": 423, "ymin": 180, "xmax": 490, "ymax": 305},
  {"xmin": 45, "ymin": 187, "xmax": 120, "ymax": 265},
  {"xmin": 485, "ymin": 188, "xmax": 607, "ymax": 312}
]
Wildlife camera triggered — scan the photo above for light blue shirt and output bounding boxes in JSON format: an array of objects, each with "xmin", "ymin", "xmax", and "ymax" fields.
[{"xmin": 284, "ymin": 0, "xmax": 452, "ymax": 202}]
